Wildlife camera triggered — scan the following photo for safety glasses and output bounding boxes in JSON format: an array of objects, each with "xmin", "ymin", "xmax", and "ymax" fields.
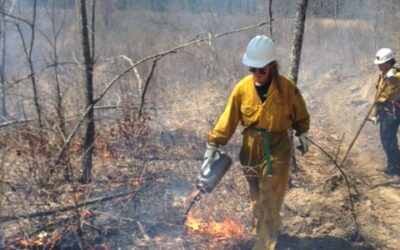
[{"xmin": 249, "ymin": 67, "xmax": 267, "ymax": 74}]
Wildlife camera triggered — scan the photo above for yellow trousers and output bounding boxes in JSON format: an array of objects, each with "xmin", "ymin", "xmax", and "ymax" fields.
[{"xmin": 241, "ymin": 131, "xmax": 291, "ymax": 250}]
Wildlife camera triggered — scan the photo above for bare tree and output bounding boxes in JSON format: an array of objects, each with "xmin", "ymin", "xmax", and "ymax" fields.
[
  {"xmin": 41, "ymin": 1, "xmax": 69, "ymax": 180},
  {"xmin": 267, "ymin": 0, "xmax": 274, "ymax": 38},
  {"xmin": 76, "ymin": 0, "xmax": 95, "ymax": 183},
  {"xmin": 288, "ymin": 0, "xmax": 308, "ymax": 84},
  {"xmin": 334, "ymin": 0, "xmax": 340, "ymax": 19},
  {"xmin": 0, "ymin": 0, "xmax": 7, "ymax": 118},
  {"xmin": 13, "ymin": 0, "xmax": 43, "ymax": 132},
  {"xmin": 288, "ymin": 0, "xmax": 309, "ymax": 172}
]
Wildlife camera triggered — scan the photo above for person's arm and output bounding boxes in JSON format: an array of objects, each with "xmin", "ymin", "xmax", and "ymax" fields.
[
  {"xmin": 385, "ymin": 76, "xmax": 400, "ymax": 101},
  {"xmin": 207, "ymin": 85, "xmax": 241, "ymax": 146},
  {"xmin": 370, "ymin": 77, "xmax": 382, "ymax": 118},
  {"xmin": 289, "ymin": 85, "xmax": 310, "ymax": 154}
]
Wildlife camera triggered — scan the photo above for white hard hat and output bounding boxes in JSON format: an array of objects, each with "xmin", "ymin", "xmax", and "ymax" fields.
[
  {"xmin": 242, "ymin": 35, "xmax": 276, "ymax": 68},
  {"xmin": 374, "ymin": 48, "xmax": 395, "ymax": 65}
]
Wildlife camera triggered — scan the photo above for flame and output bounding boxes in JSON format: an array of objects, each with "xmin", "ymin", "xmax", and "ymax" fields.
[
  {"xmin": 189, "ymin": 189, "xmax": 200, "ymax": 198},
  {"xmin": 130, "ymin": 178, "xmax": 144, "ymax": 187},
  {"xmin": 97, "ymin": 140, "xmax": 111, "ymax": 159},
  {"xmin": 102, "ymin": 146, "xmax": 111, "ymax": 159},
  {"xmin": 185, "ymin": 214, "xmax": 244, "ymax": 239}
]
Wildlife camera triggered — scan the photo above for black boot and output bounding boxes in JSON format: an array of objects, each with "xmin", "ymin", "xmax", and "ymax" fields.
[{"xmin": 383, "ymin": 164, "xmax": 398, "ymax": 176}]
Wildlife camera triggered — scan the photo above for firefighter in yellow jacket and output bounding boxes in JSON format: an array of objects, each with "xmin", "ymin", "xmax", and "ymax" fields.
[
  {"xmin": 204, "ymin": 35, "xmax": 310, "ymax": 250},
  {"xmin": 370, "ymin": 48, "xmax": 400, "ymax": 176}
]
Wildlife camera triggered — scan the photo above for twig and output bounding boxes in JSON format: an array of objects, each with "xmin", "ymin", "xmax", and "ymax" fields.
[
  {"xmin": 0, "ymin": 118, "xmax": 35, "ymax": 128},
  {"xmin": 138, "ymin": 57, "xmax": 159, "ymax": 118},
  {"xmin": 119, "ymin": 55, "xmax": 143, "ymax": 97},
  {"xmin": 136, "ymin": 221, "xmax": 151, "ymax": 242},
  {"xmin": 334, "ymin": 133, "xmax": 345, "ymax": 162},
  {"xmin": 28, "ymin": 217, "xmax": 72, "ymax": 237},
  {"xmin": 3, "ymin": 62, "xmax": 76, "ymax": 90}
]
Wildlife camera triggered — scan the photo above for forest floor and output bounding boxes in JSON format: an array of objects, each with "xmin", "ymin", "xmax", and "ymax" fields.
[{"xmin": 2, "ymin": 67, "xmax": 400, "ymax": 250}]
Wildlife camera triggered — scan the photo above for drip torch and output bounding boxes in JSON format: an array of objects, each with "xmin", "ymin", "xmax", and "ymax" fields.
[{"xmin": 181, "ymin": 150, "xmax": 232, "ymax": 224}]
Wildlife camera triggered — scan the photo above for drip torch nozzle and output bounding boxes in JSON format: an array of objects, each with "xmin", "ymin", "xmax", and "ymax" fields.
[
  {"xmin": 180, "ymin": 151, "xmax": 232, "ymax": 225},
  {"xmin": 180, "ymin": 190, "xmax": 202, "ymax": 224}
]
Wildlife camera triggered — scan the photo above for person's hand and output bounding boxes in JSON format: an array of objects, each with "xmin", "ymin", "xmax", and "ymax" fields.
[
  {"xmin": 386, "ymin": 68, "xmax": 396, "ymax": 79},
  {"xmin": 369, "ymin": 116, "xmax": 378, "ymax": 125},
  {"xmin": 203, "ymin": 143, "xmax": 218, "ymax": 160},
  {"xmin": 298, "ymin": 133, "xmax": 309, "ymax": 155}
]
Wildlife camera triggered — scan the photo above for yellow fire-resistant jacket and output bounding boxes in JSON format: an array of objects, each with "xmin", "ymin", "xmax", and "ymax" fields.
[
  {"xmin": 371, "ymin": 69, "xmax": 400, "ymax": 117},
  {"xmin": 207, "ymin": 74, "xmax": 310, "ymax": 163}
]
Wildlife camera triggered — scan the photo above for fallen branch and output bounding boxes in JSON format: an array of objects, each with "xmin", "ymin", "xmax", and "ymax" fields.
[
  {"xmin": 136, "ymin": 221, "xmax": 151, "ymax": 242},
  {"xmin": 0, "ymin": 188, "xmax": 138, "ymax": 223},
  {"xmin": 306, "ymin": 79, "xmax": 388, "ymax": 241},
  {"xmin": 0, "ymin": 118, "xmax": 34, "ymax": 128},
  {"xmin": 307, "ymin": 137, "xmax": 360, "ymax": 239}
]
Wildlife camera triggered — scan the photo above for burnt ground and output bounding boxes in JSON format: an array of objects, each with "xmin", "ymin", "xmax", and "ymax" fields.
[{"xmin": 2, "ymin": 67, "xmax": 398, "ymax": 250}]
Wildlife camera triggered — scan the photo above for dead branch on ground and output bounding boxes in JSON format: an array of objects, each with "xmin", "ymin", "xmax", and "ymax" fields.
[
  {"xmin": 307, "ymin": 136, "xmax": 361, "ymax": 240},
  {"xmin": 0, "ymin": 188, "xmax": 139, "ymax": 223},
  {"xmin": 306, "ymin": 79, "xmax": 388, "ymax": 241},
  {"xmin": 0, "ymin": 174, "xmax": 161, "ymax": 223}
]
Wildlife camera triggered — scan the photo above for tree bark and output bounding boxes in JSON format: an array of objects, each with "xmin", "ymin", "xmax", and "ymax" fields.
[
  {"xmin": 288, "ymin": 0, "xmax": 309, "ymax": 173},
  {"xmin": 14, "ymin": 0, "xmax": 42, "ymax": 131},
  {"xmin": 76, "ymin": 0, "xmax": 95, "ymax": 183},
  {"xmin": 0, "ymin": 0, "xmax": 6, "ymax": 118},
  {"xmin": 288, "ymin": 0, "xmax": 308, "ymax": 84},
  {"xmin": 268, "ymin": 0, "xmax": 274, "ymax": 38},
  {"xmin": 44, "ymin": 1, "xmax": 69, "ymax": 180}
]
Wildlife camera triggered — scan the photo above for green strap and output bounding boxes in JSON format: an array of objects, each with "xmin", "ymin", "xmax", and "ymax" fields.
[{"xmin": 249, "ymin": 127, "xmax": 272, "ymax": 177}]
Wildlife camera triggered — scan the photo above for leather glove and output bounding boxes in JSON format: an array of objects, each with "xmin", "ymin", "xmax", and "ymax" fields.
[
  {"xmin": 203, "ymin": 143, "xmax": 217, "ymax": 160},
  {"xmin": 386, "ymin": 68, "xmax": 396, "ymax": 79},
  {"xmin": 369, "ymin": 116, "xmax": 378, "ymax": 125},
  {"xmin": 298, "ymin": 133, "xmax": 309, "ymax": 155}
]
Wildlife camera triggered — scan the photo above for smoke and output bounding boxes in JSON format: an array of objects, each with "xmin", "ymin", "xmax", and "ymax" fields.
[{"xmin": 2, "ymin": 0, "xmax": 399, "ymax": 122}]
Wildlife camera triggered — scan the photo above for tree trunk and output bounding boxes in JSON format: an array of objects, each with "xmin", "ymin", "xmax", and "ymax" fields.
[
  {"xmin": 268, "ymin": 0, "xmax": 274, "ymax": 38},
  {"xmin": 288, "ymin": 0, "xmax": 309, "ymax": 173},
  {"xmin": 15, "ymin": 0, "xmax": 42, "ymax": 131},
  {"xmin": 76, "ymin": 0, "xmax": 95, "ymax": 183},
  {"xmin": 288, "ymin": 0, "xmax": 308, "ymax": 84},
  {"xmin": 46, "ymin": 1, "xmax": 69, "ymax": 180},
  {"xmin": 334, "ymin": 0, "xmax": 340, "ymax": 19},
  {"xmin": 28, "ymin": 1, "xmax": 41, "ymax": 130},
  {"xmin": 0, "ymin": 0, "xmax": 6, "ymax": 118}
]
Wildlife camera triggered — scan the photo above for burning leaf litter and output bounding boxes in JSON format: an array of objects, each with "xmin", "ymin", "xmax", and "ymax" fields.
[{"xmin": 184, "ymin": 213, "xmax": 244, "ymax": 240}]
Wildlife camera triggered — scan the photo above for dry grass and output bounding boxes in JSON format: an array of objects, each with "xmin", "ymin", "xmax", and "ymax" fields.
[{"xmin": 1, "ymin": 3, "xmax": 399, "ymax": 249}]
